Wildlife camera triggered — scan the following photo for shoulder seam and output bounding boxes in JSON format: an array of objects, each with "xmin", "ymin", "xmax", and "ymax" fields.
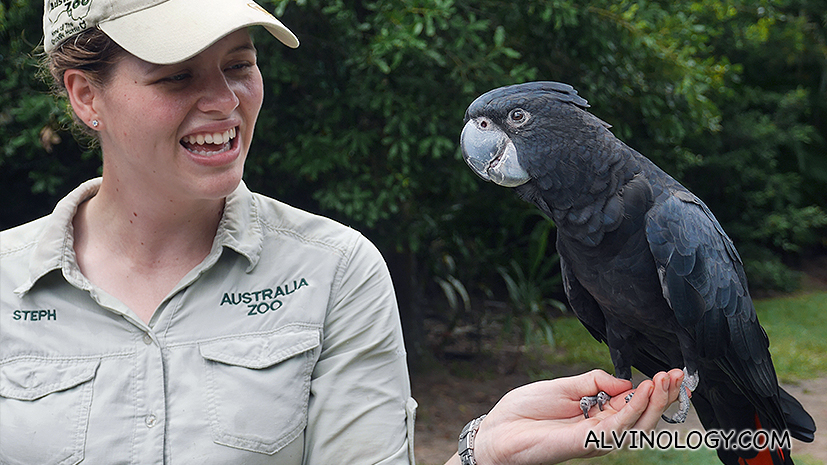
[
  {"xmin": 256, "ymin": 213, "xmax": 353, "ymax": 260},
  {"xmin": 326, "ymin": 232, "xmax": 361, "ymax": 315},
  {"xmin": 0, "ymin": 240, "xmax": 37, "ymax": 257}
]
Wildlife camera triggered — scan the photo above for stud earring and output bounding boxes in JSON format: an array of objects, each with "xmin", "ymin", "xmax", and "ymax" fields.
[{"xmin": 91, "ymin": 119, "xmax": 99, "ymax": 128}]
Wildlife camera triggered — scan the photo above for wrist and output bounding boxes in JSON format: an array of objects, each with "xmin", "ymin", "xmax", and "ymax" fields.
[{"xmin": 458, "ymin": 414, "xmax": 487, "ymax": 465}]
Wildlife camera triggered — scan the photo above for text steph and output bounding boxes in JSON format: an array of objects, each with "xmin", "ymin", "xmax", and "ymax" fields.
[{"xmin": 13, "ymin": 309, "xmax": 57, "ymax": 321}]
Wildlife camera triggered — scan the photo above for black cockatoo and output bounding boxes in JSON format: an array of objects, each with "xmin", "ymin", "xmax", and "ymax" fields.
[{"xmin": 460, "ymin": 81, "xmax": 815, "ymax": 465}]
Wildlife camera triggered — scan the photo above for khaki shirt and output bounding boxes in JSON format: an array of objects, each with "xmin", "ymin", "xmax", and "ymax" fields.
[{"xmin": 0, "ymin": 179, "xmax": 416, "ymax": 465}]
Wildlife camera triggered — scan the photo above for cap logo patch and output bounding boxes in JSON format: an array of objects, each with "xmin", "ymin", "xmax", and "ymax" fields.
[{"xmin": 47, "ymin": 0, "xmax": 93, "ymax": 48}]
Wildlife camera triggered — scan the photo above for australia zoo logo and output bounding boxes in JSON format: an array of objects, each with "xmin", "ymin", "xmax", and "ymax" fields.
[
  {"xmin": 220, "ymin": 278, "xmax": 310, "ymax": 316},
  {"xmin": 47, "ymin": 0, "xmax": 93, "ymax": 47}
]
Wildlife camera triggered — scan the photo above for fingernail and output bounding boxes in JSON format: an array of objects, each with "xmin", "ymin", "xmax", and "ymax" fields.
[{"xmin": 662, "ymin": 376, "xmax": 669, "ymax": 389}]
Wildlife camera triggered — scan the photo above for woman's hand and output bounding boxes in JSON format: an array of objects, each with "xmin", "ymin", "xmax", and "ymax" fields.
[{"xmin": 468, "ymin": 369, "xmax": 685, "ymax": 465}]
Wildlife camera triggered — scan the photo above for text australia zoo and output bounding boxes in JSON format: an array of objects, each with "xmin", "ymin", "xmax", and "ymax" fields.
[{"xmin": 220, "ymin": 278, "xmax": 309, "ymax": 316}]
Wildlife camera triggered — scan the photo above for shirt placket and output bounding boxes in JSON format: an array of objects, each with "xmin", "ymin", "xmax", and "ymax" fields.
[
  {"xmin": 134, "ymin": 328, "xmax": 166, "ymax": 464},
  {"xmin": 130, "ymin": 290, "xmax": 185, "ymax": 465}
]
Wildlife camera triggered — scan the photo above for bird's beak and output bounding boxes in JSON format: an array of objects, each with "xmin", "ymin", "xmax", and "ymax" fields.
[{"xmin": 461, "ymin": 118, "xmax": 530, "ymax": 187}]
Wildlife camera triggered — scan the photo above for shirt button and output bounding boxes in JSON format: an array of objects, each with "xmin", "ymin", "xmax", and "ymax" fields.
[
  {"xmin": 145, "ymin": 413, "xmax": 158, "ymax": 428},
  {"xmin": 143, "ymin": 334, "xmax": 153, "ymax": 345}
]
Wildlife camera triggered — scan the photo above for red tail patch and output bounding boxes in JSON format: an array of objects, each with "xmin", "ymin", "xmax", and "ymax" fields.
[{"xmin": 739, "ymin": 414, "xmax": 788, "ymax": 465}]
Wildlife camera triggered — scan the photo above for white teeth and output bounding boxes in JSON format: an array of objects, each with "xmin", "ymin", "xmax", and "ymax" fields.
[{"xmin": 183, "ymin": 127, "xmax": 237, "ymax": 146}]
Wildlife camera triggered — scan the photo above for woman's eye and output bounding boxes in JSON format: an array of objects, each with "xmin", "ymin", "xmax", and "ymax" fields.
[
  {"xmin": 227, "ymin": 62, "xmax": 252, "ymax": 72},
  {"xmin": 165, "ymin": 73, "xmax": 190, "ymax": 82}
]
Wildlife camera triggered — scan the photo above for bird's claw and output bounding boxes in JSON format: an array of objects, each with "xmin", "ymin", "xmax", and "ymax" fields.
[
  {"xmin": 624, "ymin": 392, "xmax": 634, "ymax": 403},
  {"xmin": 661, "ymin": 368, "xmax": 699, "ymax": 424},
  {"xmin": 580, "ymin": 391, "xmax": 611, "ymax": 419}
]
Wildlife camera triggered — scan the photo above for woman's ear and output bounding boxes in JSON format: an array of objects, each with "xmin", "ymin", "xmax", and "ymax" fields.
[{"xmin": 64, "ymin": 70, "xmax": 100, "ymax": 130}]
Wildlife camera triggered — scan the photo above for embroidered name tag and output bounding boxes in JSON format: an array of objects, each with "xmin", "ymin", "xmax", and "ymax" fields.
[{"xmin": 13, "ymin": 309, "xmax": 58, "ymax": 321}]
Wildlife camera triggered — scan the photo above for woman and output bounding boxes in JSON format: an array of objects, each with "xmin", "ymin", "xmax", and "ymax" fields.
[{"xmin": 0, "ymin": 0, "xmax": 683, "ymax": 463}]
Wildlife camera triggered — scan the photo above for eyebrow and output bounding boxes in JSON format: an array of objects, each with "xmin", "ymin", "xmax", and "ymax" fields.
[
  {"xmin": 142, "ymin": 41, "xmax": 257, "ymax": 73},
  {"xmin": 228, "ymin": 42, "xmax": 258, "ymax": 55}
]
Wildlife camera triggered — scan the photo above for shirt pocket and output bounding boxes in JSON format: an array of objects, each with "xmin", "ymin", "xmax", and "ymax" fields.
[
  {"xmin": 0, "ymin": 358, "xmax": 100, "ymax": 465},
  {"xmin": 198, "ymin": 327, "xmax": 320, "ymax": 455}
]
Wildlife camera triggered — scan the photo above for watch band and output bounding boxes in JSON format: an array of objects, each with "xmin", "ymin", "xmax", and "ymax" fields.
[{"xmin": 458, "ymin": 414, "xmax": 486, "ymax": 465}]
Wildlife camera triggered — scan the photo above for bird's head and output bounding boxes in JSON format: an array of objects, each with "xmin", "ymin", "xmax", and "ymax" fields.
[{"xmin": 460, "ymin": 81, "xmax": 594, "ymax": 188}]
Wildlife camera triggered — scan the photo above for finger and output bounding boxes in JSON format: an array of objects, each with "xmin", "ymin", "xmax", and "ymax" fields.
[
  {"xmin": 585, "ymin": 369, "xmax": 634, "ymax": 397},
  {"xmin": 633, "ymin": 372, "xmax": 672, "ymax": 429},
  {"xmin": 555, "ymin": 369, "xmax": 632, "ymax": 402},
  {"xmin": 606, "ymin": 388, "xmax": 634, "ymax": 411},
  {"xmin": 597, "ymin": 381, "xmax": 653, "ymax": 432},
  {"xmin": 667, "ymin": 368, "xmax": 685, "ymax": 401}
]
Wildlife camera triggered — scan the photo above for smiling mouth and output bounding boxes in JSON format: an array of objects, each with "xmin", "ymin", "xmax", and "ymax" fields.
[{"xmin": 181, "ymin": 127, "xmax": 238, "ymax": 156}]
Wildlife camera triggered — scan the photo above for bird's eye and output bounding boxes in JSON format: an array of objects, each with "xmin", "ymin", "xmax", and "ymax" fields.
[{"xmin": 509, "ymin": 109, "xmax": 528, "ymax": 124}]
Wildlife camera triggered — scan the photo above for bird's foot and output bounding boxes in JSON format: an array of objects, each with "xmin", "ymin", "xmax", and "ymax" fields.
[
  {"xmin": 624, "ymin": 392, "xmax": 634, "ymax": 403},
  {"xmin": 580, "ymin": 391, "xmax": 611, "ymax": 419},
  {"xmin": 661, "ymin": 368, "xmax": 699, "ymax": 424}
]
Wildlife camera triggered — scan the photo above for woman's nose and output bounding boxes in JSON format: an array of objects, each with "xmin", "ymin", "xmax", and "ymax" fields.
[{"xmin": 196, "ymin": 72, "xmax": 240, "ymax": 115}]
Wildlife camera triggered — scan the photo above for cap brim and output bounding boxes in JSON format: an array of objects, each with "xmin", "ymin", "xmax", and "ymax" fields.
[{"xmin": 99, "ymin": 0, "xmax": 298, "ymax": 65}]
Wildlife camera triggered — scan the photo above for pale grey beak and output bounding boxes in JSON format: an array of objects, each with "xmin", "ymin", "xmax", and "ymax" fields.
[{"xmin": 461, "ymin": 118, "xmax": 530, "ymax": 187}]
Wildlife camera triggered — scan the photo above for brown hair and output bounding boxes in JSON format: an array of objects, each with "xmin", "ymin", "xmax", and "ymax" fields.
[{"xmin": 43, "ymin": 27, "xmax": 125, "ymax": 137}]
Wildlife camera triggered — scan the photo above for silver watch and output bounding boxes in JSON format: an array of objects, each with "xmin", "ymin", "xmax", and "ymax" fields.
[{"xmin": 458, "ymin": 414, "xmax": 486, "ymax": 465}]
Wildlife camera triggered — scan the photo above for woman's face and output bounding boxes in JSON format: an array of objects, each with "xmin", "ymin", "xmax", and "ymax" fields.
[{"xmin": 93, "ymin": 29, "xmax": 263, "ymax": 202}]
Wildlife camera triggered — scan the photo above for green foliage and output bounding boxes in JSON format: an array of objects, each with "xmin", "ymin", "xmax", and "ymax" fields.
[
  {"xmin": 755, "ymin": 291, "xmax": 827, "ymax": 382},
  {"xmin": 496, "ymin": 215, "xmax": 566, "ymax": 346},
  {"xmin": 675, "ymin": 0, "xmax": 827, "ymax": 291},
  {"xmin": 742, "ymin": 250, "xmax": 802, "ymax": 293},
  {"xmin": 432, "ymin": 252, "xmax": 471, "ymax": 338},
  {"xmin": 248, "ymin": 0, "xmax": 538, "ymax": 241},
  {"xmin": 546, "ymin": 317, "xmax": 615, "ymax": 373}
]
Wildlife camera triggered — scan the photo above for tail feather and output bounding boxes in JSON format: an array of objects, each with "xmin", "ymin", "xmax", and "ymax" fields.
[
  {"xmin": 701, "ymin": 404, "xmax": 797, "ymax": 465},
  {"xmin": 724, "ymin": 446, "xmax": 790, "ymax": 465},
  {"xmin": 779, "ymin": 387, "xmax": 816, "ymax": 443},
  {"xmin": 728, "ymin": 413, "xmax": 793, "ymax": 465}
]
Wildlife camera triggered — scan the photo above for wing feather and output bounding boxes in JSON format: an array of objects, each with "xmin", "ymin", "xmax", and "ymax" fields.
[{"xmin": 645, "ymin": 191, "xmax": 778, "ymax": 400}]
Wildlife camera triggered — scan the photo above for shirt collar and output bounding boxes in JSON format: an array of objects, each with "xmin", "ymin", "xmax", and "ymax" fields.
[
  {"xmin": 16, "ymin": 178, "xmax": 264, "ymax": 296},
  {"xmin": 15, "ymin": 178, "xmax": 101, "ymax": 296},
  {"xmin": 214, "ymin": 180, "xmax": 264, "ymax": 272}
]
